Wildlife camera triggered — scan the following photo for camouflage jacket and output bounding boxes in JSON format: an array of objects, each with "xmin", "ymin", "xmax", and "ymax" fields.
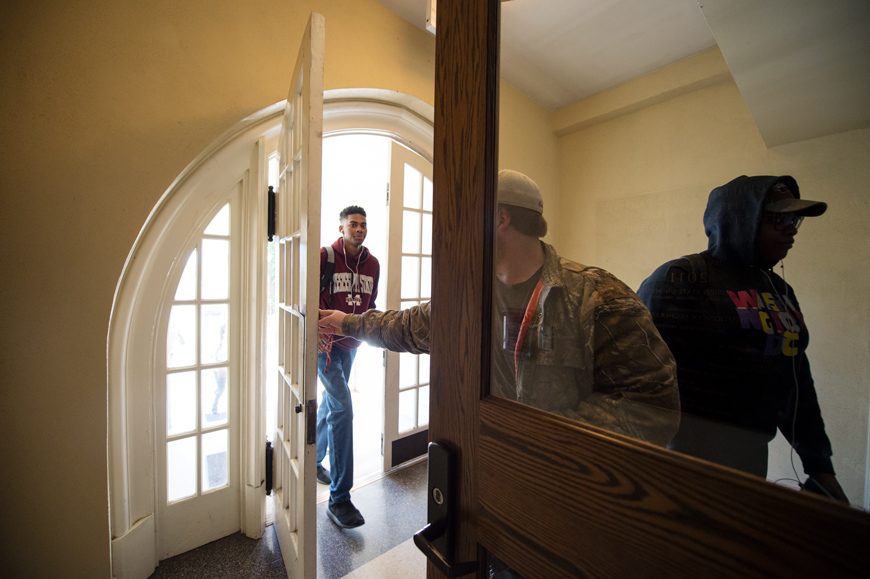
[
  {"xmin": 342, "ymin": 243, "xmax": 680, "ymax": 446},
  {"xmin": 343, "ymin": 302, "xmax": 431, "ymax": 355}
]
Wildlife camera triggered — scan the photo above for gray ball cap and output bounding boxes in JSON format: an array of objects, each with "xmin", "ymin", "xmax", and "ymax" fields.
[
  {"xmin": 498, "ymin": 170, "xmax": 544, "ymax": 214},
  {"xmin": 765, "ymin": 180, "xmax": 827, "ymax": 216}
]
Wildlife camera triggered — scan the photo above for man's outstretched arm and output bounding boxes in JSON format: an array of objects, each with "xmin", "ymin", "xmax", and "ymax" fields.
[{"xmin": 319, "ymin": 302, "xmax": 431, "ymax": 355}]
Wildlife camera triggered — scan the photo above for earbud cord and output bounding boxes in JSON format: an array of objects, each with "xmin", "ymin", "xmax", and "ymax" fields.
[
  {"xmin": 761, "ymin": 260, "xmax": 804, "ymax": 489},
  {"xmin": 325, "ymin": 238, "xmax": 362, "ymax": 351}
]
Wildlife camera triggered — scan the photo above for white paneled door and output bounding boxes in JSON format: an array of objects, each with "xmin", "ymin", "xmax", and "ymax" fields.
[
  {"xmin": 382, "ymin": 141, "xmax": 433, "ymax": 472},
  {"xmin": 156, "ymin": 198, "xmax": 242, "ymax": 560},
  {"xmin": 272, "ymin": 12, "xmax": 324, "ymax": 579}
]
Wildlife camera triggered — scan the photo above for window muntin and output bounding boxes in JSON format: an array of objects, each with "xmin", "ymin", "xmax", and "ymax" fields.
[
  {"xmin": 165, "ymin": 204, "xmax": 232, "ymax": 503},
  {"xmin": 397, "ymin": 163, "xmax": 433, "ymax": 433}
]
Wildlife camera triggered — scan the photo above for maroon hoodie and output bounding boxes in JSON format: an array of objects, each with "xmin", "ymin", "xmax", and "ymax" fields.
[{"xmin": 319, "ymin": 238, "xmax": 380, "ymax": 351}]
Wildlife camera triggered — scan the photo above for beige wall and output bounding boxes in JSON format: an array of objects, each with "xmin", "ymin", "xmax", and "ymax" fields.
[
  {"xmin": 555, "ymin": 49, "xmax": 870, "ymax": 504},
  {"xmin": 499, "ymin": 80, "xmax": 561, "ymax": 243},
  {"xmin": 0, "ymin": 1, "xmax": 433, "ymax": 575}
]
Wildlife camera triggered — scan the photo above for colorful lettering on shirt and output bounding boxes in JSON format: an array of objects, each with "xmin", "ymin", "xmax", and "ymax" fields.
[{"xmin": 727, "ymin": 289, "xmax": 805, "ymax": 357}]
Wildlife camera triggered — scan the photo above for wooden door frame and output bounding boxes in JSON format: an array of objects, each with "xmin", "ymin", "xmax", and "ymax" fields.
[
  {"xmin": 430, "ymin": 0, "xmax": 499, "ymax": 576},
  {"xmin": 430, "ymin": 1, "xmax": 870, "ymax": 578}
]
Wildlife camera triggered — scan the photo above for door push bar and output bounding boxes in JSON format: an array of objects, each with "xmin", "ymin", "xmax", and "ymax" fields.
[{"xmin": 413, "ymin": 442, "xmax": 478, "ymax": 578}]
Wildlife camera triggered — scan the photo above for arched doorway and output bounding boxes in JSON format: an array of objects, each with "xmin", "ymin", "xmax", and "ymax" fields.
[{"xmin": 108, "ymin": 89, "xmax": 433, "ymax": 579}]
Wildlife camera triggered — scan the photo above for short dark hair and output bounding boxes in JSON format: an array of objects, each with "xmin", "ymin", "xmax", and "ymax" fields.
[
  {"xmin": 340, "ymin": 205, "xmax": 366, "ymax": 220},
  {"xmin": 499, "ymin": 204, "xmax": 548, "ymax": 238}
]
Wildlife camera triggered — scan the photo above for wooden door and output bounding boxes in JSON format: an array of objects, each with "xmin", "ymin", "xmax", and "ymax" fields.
[
  {"xmin": 426, "ymin": 1, "xmax": 870, "ymax": 578},
  {"xmin": 272, "ymin": 12, "xmax": 324, "ymax": 579}
]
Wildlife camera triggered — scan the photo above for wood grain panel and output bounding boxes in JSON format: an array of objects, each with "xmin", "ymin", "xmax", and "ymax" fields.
[
  {"xmin": 430, "ymin": 0, "xmax": 500, "ymax": 576},
  {"xmin": 478, "ymin": 396, "xmax": 870, "ymax": 579}
]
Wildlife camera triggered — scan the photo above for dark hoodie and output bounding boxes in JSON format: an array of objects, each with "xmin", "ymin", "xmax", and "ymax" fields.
[
  {"xmin": 320, "ymin": 238, "xmax": 380, "ymax": 351},
  {"xmin": 637, "ymin": 176, "xmax": 834, "ymax": 475}
]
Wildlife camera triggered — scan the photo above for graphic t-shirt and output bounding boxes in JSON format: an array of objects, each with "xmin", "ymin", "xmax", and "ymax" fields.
[{"xmin": 491, "ymin": 267, "xmax": 543, "ymax": 401}]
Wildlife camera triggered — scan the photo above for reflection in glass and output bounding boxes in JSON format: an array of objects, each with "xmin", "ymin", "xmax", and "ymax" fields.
[
  {"xmin": 201, "ymin": 239, "xmax": 229, "ymax": 300},
  {"xmin": 167, "ymin": 305, "xmax": 196, "ymax": 368},
  {"xmin": 167, "ymin": 371, "xmax": 196, "ymax": 436},
  {"xmin": 202, "ymin": 367, "xmax": 228, "ymax": 427},
  {"xmin": 201, "ymin": 304, "xmax": 228, "ymax": 364},
  {"xmin": 488, "ymin": 171, "xmax": 680, "ymax": 447},
  {"xmin": 175, "ymin": 250, "xmax": 197, "ymax": 301},
  {"xmin": 167, "ymin": 436, "xmax": 197, "ymax": 502},
  {"xmin": 202, "ymin": 429, "xmax": 228, "ymax": 491}
]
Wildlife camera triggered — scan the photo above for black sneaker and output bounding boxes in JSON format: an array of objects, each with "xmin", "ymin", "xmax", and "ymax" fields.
[
  {"xmin": 326, "ymin": 500, "xmax": 365, "ymax": 529},
  {"xmin": 317, "ymin": 465, "xmax": 332, "ymax": 485}
]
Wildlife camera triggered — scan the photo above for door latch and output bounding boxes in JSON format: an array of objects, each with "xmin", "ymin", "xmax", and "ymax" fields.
[{"xmin": 413, "ymin": 442, "xmax": 478, "ymax": 577}]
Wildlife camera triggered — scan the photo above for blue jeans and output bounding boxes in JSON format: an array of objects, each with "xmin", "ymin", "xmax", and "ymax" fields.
[{"xmin": 316, "ymin": 348, "xmax": 357, "ymax": 504}]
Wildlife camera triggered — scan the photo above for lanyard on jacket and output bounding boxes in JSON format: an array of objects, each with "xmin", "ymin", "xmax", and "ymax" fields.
[{"xmin": 514, "ymin": 279, "xmax": 545, "ymax": 379}]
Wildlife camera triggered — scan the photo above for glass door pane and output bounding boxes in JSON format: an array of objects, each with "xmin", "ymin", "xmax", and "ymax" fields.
[
  {"xmin": 382, "ymin": 141, "xmax": 434, "ymax": 471},
  {"xmin": 165, "ymin": 204, "xmax": 233, "ymax": 501}
]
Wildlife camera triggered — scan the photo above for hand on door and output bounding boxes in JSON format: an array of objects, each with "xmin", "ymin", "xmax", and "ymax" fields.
[{"xmin": 319, "ymin": 309, "xmax": 347, "ymax": 336}]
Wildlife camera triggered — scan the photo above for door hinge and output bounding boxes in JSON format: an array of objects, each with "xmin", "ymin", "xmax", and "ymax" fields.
[
  {"xmin": 386, "ymin": 182, "xmax": 390, "ymax": 204},
  {"xmin": 265, "ymin": 441, "xmax": 273, "ymax": 496},
  {"xmin": 267, "ymin": 185, "xmax": 276, "ymax": 241}
]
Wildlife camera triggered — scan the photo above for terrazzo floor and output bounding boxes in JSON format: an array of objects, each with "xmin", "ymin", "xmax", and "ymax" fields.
[
  {"xmin": 316, "ymin": 461, "xmax": 427, "ymax": 579},
  {"xmin": 148, "ymin": 460, "xmax": 428, "ymax": 579}
]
